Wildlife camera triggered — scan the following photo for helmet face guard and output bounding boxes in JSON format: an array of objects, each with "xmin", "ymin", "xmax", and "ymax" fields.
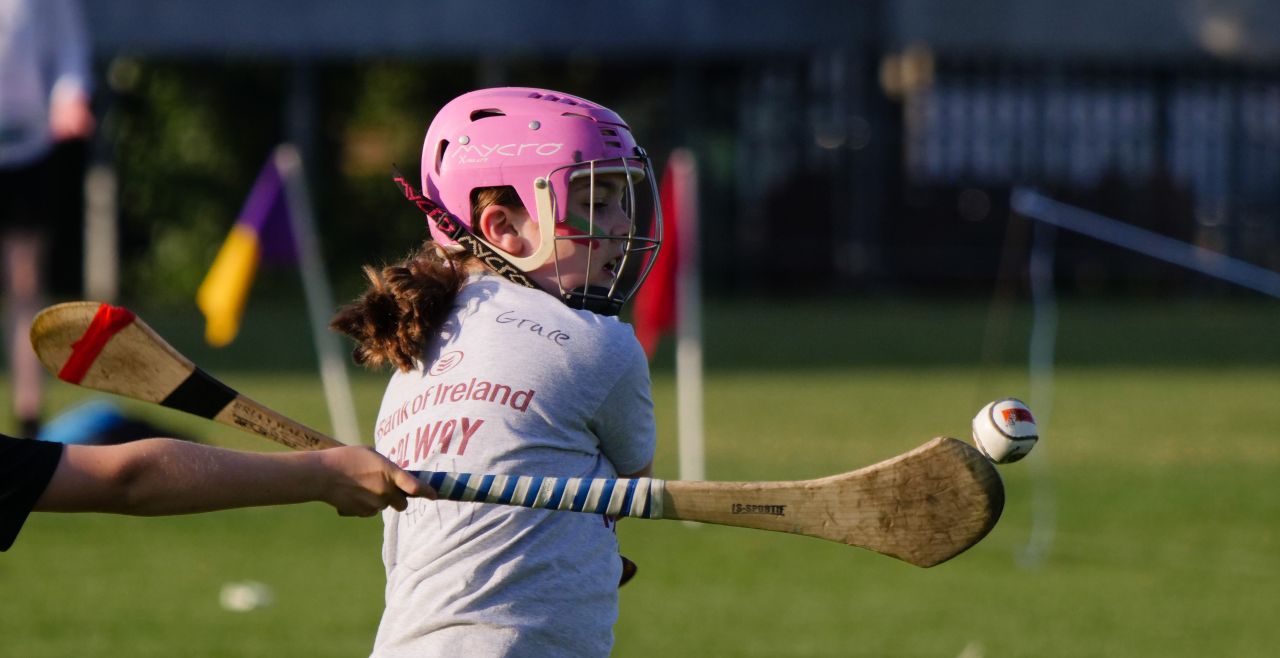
[
  {"xmin": 545, "ymin": 157, "xmax": 662, "ymax": 316},
  {"xmin": 413, "ymin": 87, "xmax": 663, "ymax": 316}
]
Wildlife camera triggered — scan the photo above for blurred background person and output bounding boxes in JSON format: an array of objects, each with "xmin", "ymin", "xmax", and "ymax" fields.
[{"xmin": 0, "ymin": 0, "xmax": 95, "ymax": 438}]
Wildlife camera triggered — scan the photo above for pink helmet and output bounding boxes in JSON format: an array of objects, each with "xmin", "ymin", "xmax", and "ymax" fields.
[{"xmin": 414, "ymin": 87, "xmax": 661, "ymax": 315}]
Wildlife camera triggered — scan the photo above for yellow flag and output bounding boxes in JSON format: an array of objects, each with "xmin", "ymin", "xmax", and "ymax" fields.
[
  {"xmin": 196, "ymin": 225, "xmax": 261, "ymax": 347},
  {"xmin": 196, "ymin": 154, "xmax": 294, "ymax": 347}
]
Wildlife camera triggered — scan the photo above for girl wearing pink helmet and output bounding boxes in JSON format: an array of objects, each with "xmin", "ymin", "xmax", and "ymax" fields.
[{"xmin": 332, "ymin": 88, "xmax": 662, "ymax": 656}]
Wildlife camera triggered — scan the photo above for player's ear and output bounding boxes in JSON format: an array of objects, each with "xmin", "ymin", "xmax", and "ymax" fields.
[{"xmin": 477, "ymin": 205, "xmax": 531, "ymax": 256}]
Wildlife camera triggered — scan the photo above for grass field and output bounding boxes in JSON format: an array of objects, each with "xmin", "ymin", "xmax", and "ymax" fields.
[{"xmin": 2, "ymin": 297, "xmax": 1277, "ymax": 656}]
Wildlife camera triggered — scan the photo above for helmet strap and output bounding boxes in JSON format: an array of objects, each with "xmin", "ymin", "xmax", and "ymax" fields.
[
  {"xmin": 561, "ymin": 285, "xmax": 623, "ymax": 316},
  {"xmin": 392, "ymin": 168, "xmax": 538, "ymax": 291}
]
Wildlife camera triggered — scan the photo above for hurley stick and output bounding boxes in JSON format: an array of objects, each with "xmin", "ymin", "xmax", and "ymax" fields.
[
  {"xmin": 30, "ymin": 301, "xmax": 341, "ymax": 450},
  {"xmin": 32, "ymin": 302, "xmax": 1003, "ymax": 567},
  {"xmin": 417, "ymin": 436, "xmax": 1003, "ymax": 567}
]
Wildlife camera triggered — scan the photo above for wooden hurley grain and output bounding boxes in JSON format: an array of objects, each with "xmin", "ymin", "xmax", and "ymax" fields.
[
  {"xmin": 418, "ymin": 437, "xmax": 1002, "ymax": 567},
  {"xmin": 660, "ymin": 437, "xmax": 1004, "ymax": 567},
  {"xmin": 30, "ymin": 301, "xmax": 341, "ymax": 451}
]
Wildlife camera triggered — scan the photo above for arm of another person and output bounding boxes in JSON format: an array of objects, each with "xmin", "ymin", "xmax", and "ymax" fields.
[
  {"xmin": 34, "ymin": 439, "xmax": 433, "ymax": 518},
  {"xmin": 46, "ymin": 0, "xmax": 95, "ymax": 140}
]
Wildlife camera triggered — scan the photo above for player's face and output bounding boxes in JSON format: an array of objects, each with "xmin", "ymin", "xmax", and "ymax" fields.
[{"xmin": 542, "ymin": 173, "xmax": 635, "ymax": 291}]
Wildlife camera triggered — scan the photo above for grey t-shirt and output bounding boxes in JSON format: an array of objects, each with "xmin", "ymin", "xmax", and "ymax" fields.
[{"xmin": 370, "ymin": 274, "xmax": 655, "ymax": 657}]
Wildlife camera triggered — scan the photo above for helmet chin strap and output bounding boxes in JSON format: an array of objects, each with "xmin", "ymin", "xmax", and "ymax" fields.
[
  {"xmin": 561, "ymin": 286, "xmax": 623, "ymax": 316},
  {"xmin": 393, "ymin": 169, "xmax": 539, "ymax": 291}
]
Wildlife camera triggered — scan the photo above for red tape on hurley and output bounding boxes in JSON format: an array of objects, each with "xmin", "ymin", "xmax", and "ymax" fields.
[{"xmin": 58, "ymin": 304, "xmax": 136, "ymax": 384}]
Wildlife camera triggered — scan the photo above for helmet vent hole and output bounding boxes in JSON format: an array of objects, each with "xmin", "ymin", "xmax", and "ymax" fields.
[
  {"xmin": 435, "ymin": 140, "xmax": 448, "ymax": 174},
  {"xmin": 469, "ymin": 109, "xmax": 506, "ymax": 121},
  {"xmin": 600, "ymin": 129, "xmax": 618, "ymax": 136}
]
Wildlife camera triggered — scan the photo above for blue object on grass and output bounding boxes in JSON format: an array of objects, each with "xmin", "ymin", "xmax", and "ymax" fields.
[
  {"xmin": 38, "ymin": 400, "xmax": 182, "ymax": 446},
  {"xmin": 38, "ymin": 400, "xmax": 130, "ymax": 445}
]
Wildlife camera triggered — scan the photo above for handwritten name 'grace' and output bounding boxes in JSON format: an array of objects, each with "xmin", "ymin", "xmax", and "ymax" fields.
[{"xmin": 495, "ymin": 310, "xmax": 571, "ymax": 345}]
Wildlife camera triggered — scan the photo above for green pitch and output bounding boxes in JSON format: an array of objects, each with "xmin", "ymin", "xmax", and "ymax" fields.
[{"xmin": 2, "ymin": 298, "xmax": 1277, "ymax": 656}]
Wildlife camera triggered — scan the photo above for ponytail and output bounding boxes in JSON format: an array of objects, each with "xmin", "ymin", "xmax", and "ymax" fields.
[{"xmin": 330, "ymin": 242, "xmax": 468, "ymax": 372}]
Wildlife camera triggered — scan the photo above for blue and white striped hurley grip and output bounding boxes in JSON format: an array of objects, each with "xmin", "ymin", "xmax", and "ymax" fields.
[{"xmin": 412, "ymin": 471, "xmax": 666, "ymax": 519}]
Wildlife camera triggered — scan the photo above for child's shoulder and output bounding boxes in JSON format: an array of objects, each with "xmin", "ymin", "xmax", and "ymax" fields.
[{"xmin": 462, "ymin": 275, "xmax": 643, "ymax": 351}]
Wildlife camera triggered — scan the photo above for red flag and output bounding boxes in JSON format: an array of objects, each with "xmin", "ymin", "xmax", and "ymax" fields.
[{"xmin": 633, "ymin": 150, "xmax": 694, "ymax": 359}]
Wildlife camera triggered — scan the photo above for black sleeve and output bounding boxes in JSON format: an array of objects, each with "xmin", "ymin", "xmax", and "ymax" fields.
[{"xmin": 0, "ymin": 434, "xmax": 65, "ymax": 552}]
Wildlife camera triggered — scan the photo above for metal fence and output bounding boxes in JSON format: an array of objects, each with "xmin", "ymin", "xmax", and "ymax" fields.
[{"xmin": 902, "ymin": 61, "xmax": 1280, "ymax": 281}]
